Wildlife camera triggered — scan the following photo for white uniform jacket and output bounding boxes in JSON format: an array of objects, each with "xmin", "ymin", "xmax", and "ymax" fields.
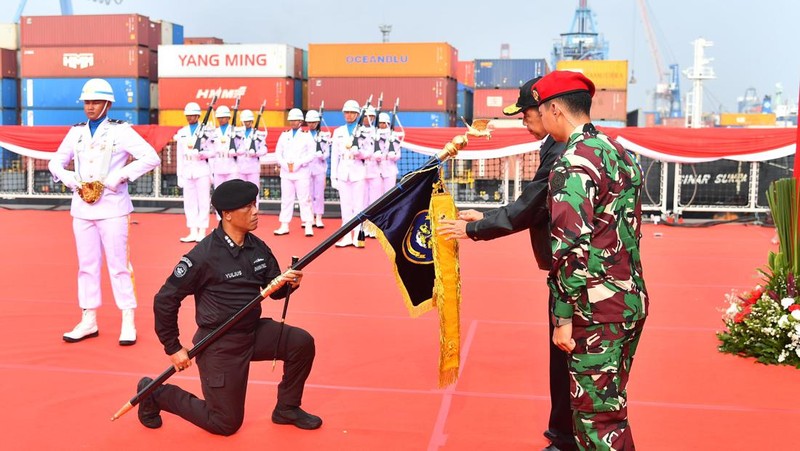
[
  {"xmin": 275, "ymin": 129, "xmax": 315, "ymax": 181},
  {"xmin": 174, "ymin": 124, "xmax": 214, "ymax": 182},
  {"xmin": 49, "ymin": 118, "xmax": 161, "ymax": 220},
  {"xmin": 308, "ymin": 130, "xmax": 331, "ymax": 176},
  {"xmin": 331, "ymin": 125, "xmax": 372, "ymax": 183},
  {"xmin": 234, "ymin": 128, "xmax": 268, "ymax": 175}
]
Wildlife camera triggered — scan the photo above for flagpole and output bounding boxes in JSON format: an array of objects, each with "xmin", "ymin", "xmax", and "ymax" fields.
[{"xmin": 111, "ymin": 127, "xmax": 487, "ymax": 422}]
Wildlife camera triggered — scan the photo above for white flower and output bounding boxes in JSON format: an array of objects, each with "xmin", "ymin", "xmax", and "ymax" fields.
[
  {"xmin": 778, "ymin": 315, "xmax": 789, "ymax": 328},
  {"xmin": 725, "ymin": 303, "xmax": 739, "ymax": 316},
  {"xmin": 778, "ymin": 350, "xmax": 788, "ymax": 363},
  {"xmin": 781, "ymin": 298, "xmax": 795, "ymax": 309},
  {"xmin": 792, "ymin": 310, "xmax": 800, "ymax": 321}
]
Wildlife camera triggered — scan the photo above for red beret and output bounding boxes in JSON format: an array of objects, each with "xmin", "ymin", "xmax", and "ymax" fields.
[{"xmin": 532, "ymin": 70, "xmax": 596, "ymax": 105}]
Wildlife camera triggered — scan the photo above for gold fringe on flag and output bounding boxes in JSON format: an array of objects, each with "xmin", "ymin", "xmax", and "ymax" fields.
[{"xmin": 430, "ymin": 179, "xmax": 462, "ymax": 387}]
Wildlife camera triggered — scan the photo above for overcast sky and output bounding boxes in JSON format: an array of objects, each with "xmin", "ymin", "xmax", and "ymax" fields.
[{"xmin": 10, "ymin": 0, "xmax": 799, "ymax": 115}]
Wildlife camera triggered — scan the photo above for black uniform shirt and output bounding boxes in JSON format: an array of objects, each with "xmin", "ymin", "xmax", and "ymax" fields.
[{"xmin": 154, "ymin": 225, "xmax": 290, "ymax": 355}]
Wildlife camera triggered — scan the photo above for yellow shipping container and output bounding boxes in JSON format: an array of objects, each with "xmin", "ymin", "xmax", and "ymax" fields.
[
  {"xmin": 308, "ymin": 42, "xmax": 457, "ymax": 78},
  {"xmin": 158, "ymin": 110, "xmax": 289, "ymax": 128},
  {"xmin": 719, "ymin": 113, "xmax": 777, "ymax": 127},
  {"xmin": 555, "ymin": 60, "xmax": 628, "ymax": 90}
]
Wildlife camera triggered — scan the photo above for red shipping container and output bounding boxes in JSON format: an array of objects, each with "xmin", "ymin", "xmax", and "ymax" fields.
[
  {"xmin": 184, "ymin": 37, "xmax": 224, "ymax": 45},
  {"xmin": 20, "ymin": 14, "xmax": 150, "ymax": 48},
  {"xmin": 1, "ymin": 48, "xmax": 17, "ymax": 77},
  {"xmin": 147, "ymin": 19, "xmax": 162, "ymax": 50},
  {"xmin": 308, "ymin": 77, "xmax": 456, "ymax": 112},
  {"xmin": 457, "ymin": 60, "xmax": 474, "ymax": 87},
  {"xmin": 472, "ymin": 88, "xmax": 519, "ymax": 118},
  {"xmin": 591, "ymin": 90, "xmax": 627, "ymax": 121},
  {"xmin": 293, "ymin": 47, "xmax": 304, "ymax": 79},
  {"xmin": 21, "ymin": 46, "xmax": 150, "ymax": 78},
  {"xmin": 149, "ymin": 49, "xmax": 158, "ymax": 82},
  {"xmin": 158, "ymin": 77, "xmax": 295, "ymax": 110}
]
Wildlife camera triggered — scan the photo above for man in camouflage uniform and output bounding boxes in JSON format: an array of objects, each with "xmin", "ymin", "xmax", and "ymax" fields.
[{"xmin": 533, "ymin": 71, "xmax": 649, "ymax": 451}]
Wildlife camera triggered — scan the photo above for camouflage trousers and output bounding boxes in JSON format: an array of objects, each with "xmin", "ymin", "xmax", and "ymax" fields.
[{"xmin": 569, "ymin": 320, "xmax": 645, "ymax": 451}]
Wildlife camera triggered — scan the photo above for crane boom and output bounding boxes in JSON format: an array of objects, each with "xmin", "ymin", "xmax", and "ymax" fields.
[
  {"xmin": 636, "ymin": 0, "xmax": 665, "ymax": 83},
  {"xmin": 14, "ymin": 0, "xmax": 74, "ymax": 23}
]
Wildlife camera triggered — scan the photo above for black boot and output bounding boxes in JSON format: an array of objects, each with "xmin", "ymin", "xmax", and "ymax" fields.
[
  {"xmin": 137, "ymin": 377, "xmax": 163, "ymax": 429},
  {"xmin": 271, "ymin": 405, "xmax": 322, "ymax": 430}
]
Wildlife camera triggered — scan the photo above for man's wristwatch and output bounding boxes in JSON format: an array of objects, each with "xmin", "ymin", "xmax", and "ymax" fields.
[{"xmin": 554, "ymin": 316, "xmax": 573, "ymax": 327}]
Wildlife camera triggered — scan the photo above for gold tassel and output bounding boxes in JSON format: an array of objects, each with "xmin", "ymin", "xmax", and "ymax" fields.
[{"xmin": 430, "ymin": 178, "xmax": 462, "ymax": 388}]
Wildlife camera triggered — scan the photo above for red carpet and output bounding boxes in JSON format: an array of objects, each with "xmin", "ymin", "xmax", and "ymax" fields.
[{"xmin": 0, "ymin": 208, "xmax": 796, "ymax": 450}]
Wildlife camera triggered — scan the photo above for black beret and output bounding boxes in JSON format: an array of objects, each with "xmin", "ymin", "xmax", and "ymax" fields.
[{"xmin": 211, "ymin": 179, "xmax": 259, "ymax": 212}]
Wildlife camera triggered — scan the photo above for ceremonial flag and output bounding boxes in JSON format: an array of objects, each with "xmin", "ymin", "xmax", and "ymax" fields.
[{"xmin": 370, "ymin": 166, "xmax": 462, "ymax": 387}]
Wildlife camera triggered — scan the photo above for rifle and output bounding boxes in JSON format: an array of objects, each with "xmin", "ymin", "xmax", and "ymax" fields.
[
  {"xmin": 193, "ymin": 95, "xmax": 218, "ymax": 151},
  {"xmin": 228, "ymin": 96, "xmax": 240, "ymax": 154},
  {"xmin": 248, "ymin": 100, "xmax": 267, "ymax": 153},
  {"xmin": 348, "ymin": 95, "xmax": 373, "ymax": 149},
  {"xmin": 387, "ymin": 98, "xmax": 400, "ymax": 154},
  {"xmin": 373, "ymin": 93, "xmax": 384, "ymax": 154},
  {"xmin": 315, "ymin": 101, "xmax": 325, "ymax": 153}
]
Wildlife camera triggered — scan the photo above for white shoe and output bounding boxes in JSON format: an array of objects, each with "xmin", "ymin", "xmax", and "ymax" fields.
[
  {"xmin": 304, "ymin": 223, "xmax": 314, "ymax": 237},
  {"xmin": 195, "ymin": 228, "xmax": 207, "ymax": 243},
  {"xmin": 119, "ymin": 309, "xmax": 137, "ymax": 346},
  {"xmin": 314, "ymin": 215, "xmax": 324, "ymax": 228},
  {"xmin": 63, "ymin": 309, "xmax": 99, "ymax": 343},
  {"xmin": 180, "ymin": 227, "xmax": 197, "ymax": 243},
  {"xmin": 274, "ymin": 224, "xmax": 290, "ymax": 235},
  {"xmin": 335, "ymin": 235, "xmax": 353, "ymax": 247}
]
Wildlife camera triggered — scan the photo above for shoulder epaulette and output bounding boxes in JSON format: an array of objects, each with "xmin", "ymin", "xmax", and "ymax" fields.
[
  {"xmin": 73, "ymin": 122, "xmax": 87, "ymax": 127},
  {"xmin": 108, "ymin": 118, "xmax": 126, "ymax": 124}
]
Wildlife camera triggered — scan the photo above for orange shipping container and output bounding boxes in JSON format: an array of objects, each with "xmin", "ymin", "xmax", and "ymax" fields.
[
  {"xmin": 184, "ymin": 37, "xmax": 224, "ymax": 45},
  {"xmin": 21, "ymin": 46, "xmax": 150, "ymax": 78},
  {"xmin": 556, "ymin": 60, "xmax": 628, "ymax": 90},
  {"xmin": 309, "ymin": 42, "xmax": 457, "ymax": 78},
  {"xmin": 457, "ymin": 60, "xmax": 475, "ymax": 87},
  {"xmin": 591, "ymin": 90, "xmax": 627, "ymax": 121},
  {"xmin": 719, "ymin": 113, "xmax": 777, "ymax": 127}
]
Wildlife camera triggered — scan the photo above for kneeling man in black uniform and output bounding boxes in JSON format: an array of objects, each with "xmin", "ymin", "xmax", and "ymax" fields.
[{"xmin": 138, "ymin": 179, "xmax": 321, "ymax": 434}]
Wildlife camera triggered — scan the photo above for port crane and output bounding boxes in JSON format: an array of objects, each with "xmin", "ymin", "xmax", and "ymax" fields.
[
  {"xmin": 551, "ymin": 0, "xmax": 609, "ymax": 66},
  {"xmin": 13, "ymin": 0, "xmax": 121, "ymax": 23},
  {"xmin": 635, "ymin": 0, "xmax": 682, "ymax": 119}
]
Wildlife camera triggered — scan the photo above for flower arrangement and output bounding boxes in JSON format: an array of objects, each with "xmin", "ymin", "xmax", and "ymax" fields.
[{"xmin": 718, "ymin": 178, "xmax": 799, "ymax": 367}]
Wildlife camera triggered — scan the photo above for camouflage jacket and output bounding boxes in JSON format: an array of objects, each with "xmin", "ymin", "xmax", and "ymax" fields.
[{"xmin": 547, "ymin": 124, "xmax": 649, "ymax": 325}]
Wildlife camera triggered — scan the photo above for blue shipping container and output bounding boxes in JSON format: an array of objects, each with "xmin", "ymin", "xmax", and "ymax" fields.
[
  {"xmin": 22, "ymin": 109, "xmax": 153, "ymax": 126},
  {"xmin": 322, "ymin": 111, "xmax": 454, "ymax": 128},
  {"xmin": 172, "ymin": 24, "xmax": 184, "ymax": 44},
  {"xmin": 22, "ymin": 78, "xmax": 151, "ymax": 109},
  {"xmin": 1, "ymin": 79, "xmax": 18, "ymax": 109},
  {"xmin": 293, "ymin": 78, "xmax": 303, "ymax": 109},
  {"xmin": 474, "ymin": 59, "xmax": 548, "ymax": 89},
  {"xmin": 1, "ymin": 109, "xmax": 17, "ymax": 124},
  {"xmin": 456, "ymin": 84, "xmax": 474, "ymax": 124}
]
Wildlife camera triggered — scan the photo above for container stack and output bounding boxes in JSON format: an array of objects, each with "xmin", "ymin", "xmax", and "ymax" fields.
[
  {"xmin": 307, "ymin": 42, "xmax": 459, "ymax": 128},
  {"xmin": 157, "ymin": 43, "xmax": 306, "ymax": 128},
  {"xmin": 555, "ymin": 60, "xmax": 628, "ymax": 127},
  {"xmin": 472, "ymin": 58, "xmax": 548, "ymax": 124},
  {"xmin": 455, "ymin": 60, "xmax": 474, "ymax": 127},
  {"xmin": 19, "ymin": 14, "xmax": 168, "ymax": 125},
  {"xmin": 0, "ymin": 23, "xmax": 19, "ymax": 170}
]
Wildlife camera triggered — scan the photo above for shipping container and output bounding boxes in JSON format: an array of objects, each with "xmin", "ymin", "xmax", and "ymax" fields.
[
  {"xmin": 474, "ymin": 59, "xmax": 548, "ymax": 89},
  {"xmin": 302, "ymin": 49, "xmax": 308, "ymax": 79},
  {"xmin": 1, "ymin": 48, "xmax": 17, "ymax": 77},
  {"xmin": 22, "ymin": 77, "xmax": 150, "ymax": 109},
  {"xmin": 719, "ymin": 112, "xmax": 777, "ymax": 127},
  {"xmin": 293, "ymin": 47, "xmax": 304, "ymax": 79},
  {"xmin": 20, "ymin": 14, "xmax": 151, "ymax": 48},
  {"xmin": 183, "ymin": 37, "xmax": 224, "ymax": 45},
  {"xmin": 456, "ymin": 84, "xmax": 473, "ymax": 124},
  {"xmin": 158, "ymin": 109, "xmax": 288, "ymax": 128},
  {"xmin": 322, "ymin": 111, "xmax": 454, "ymax": 128},
  {"xmin": 308, "ymin": 77, "xmax": 457, "ymax": 112},
  {"xmin": 0, "ymin": 146, "xmax": 22, "ymax": 170},
  {"xmin": 158, "ymin": 43, "xmax": 297, "ymax": 78},
  {"xmin": 158, "ymin": 77, "xmax": 297, "ymax": 110},
  {"xmin": 308, "ymin": 42, "xmax": 457, "ymax": 78},
  {"xmin": 555, "ymin": 60, "xmax": 629, "ymax": 90},
  {"xmin": 172, "ymin": 24, "xmax": 184, "ymax": 45},
  {"xmin": 661, "ymin": 117, "xmax": 686, "ymax": 127},
  {"xmin": 293, "ymin": 79, "xmax": 303, "ymax": 111},
  {"xmin": 147, "ymin": 19, "xmax": 162, "ymax": 50},
  {"xmin": 22, "ymin": 108, "xmax": 154, "ymax": 125},
  {"xmin": 457, "ymin": 60, "xmax": 475, "ymax": 87},
  {"xmin": 301, "ymin": 80, "xmax": 308, "ymax": 111},
  {"xmin": 593, "ymin": 120, "xmax": 626, "ymax": 128},
  {"xmin": 21, "ymin": 46, "xmax": 150, "ymax": 78},
  {"xmin": 149, "ymin": 49, "xmax": 158, "ymax": 81},
  {"xmin": 472, "ymin": 88, "xmax": 519, "ymax": 118},
  {"xmin": 154, "ymin": 20, "xmax": 173, "ymax": 45},
  {"xmin": 150, "ymin": 82, "xmax": 158, "ymax": 111},
  {"xmin": 1, "ymin": 108, "xmax": 16, "ymax": 124},
  {"xmin": 591, "ymin": 90, "xmax": 627, "ymax": 121},
  {"xmin": 1, "ymin": 78, "xmax": 17, "ymax": 108},
  {"xmin": 0, "ymin": 23, "xmax": 19, "ymax": 50}
]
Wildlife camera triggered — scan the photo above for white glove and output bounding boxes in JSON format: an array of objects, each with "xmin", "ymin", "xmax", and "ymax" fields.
[
  {"xmin": 177, "ymin": 176, "xmax": 186, "ymax": 189},
  {"xmin": 330, "ymin": 178, "xmax": 339, "ymax": 190},
  {"xmin": 228, "ymin": 148, "xmax": 237, "ymax": 157},
  {"xmin": 103, "ymin": 173, "xmax": 128, "ymax": 191},
  {"xmin": 61, "ymin": 171, "xmax": 80, "ymax": 190}
]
